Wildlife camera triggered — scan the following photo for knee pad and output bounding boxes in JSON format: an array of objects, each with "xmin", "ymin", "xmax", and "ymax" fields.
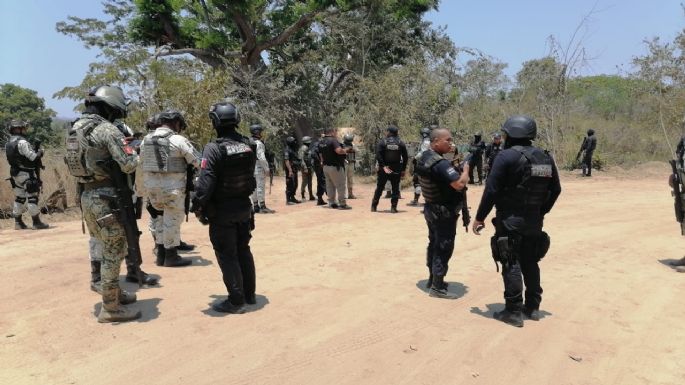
[
  {"xmin": 15, "ymin": 197, "xmax": 27, "ymax": 204},
  {"xmin": 27, "ymin": 196, "xmax": 39, "ymax": 205},
  {"xmin": 414, "ymin": 186, "xmax": 421, "ymax": 195},
  {"xmin": 535, "ymin": 232, "xmax": 551, "ymax": 261}
]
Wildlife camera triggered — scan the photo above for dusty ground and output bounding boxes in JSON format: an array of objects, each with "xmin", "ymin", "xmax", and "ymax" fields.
[{"xmin": 1, "ymin": 166, "xmax": 685, "ymax": 385}]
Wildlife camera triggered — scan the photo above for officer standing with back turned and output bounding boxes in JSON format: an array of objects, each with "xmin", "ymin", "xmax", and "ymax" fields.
[
  {"xmin": 193, "ymin": 101, "xmax": 257, "ymax": 314},
  {"xmin": 371, "ymin": 126, "xmax": 408, "ymax": 213},
  {"xmin": 473, "ymin": 115, "xmax": 562, "ymax": 327}
]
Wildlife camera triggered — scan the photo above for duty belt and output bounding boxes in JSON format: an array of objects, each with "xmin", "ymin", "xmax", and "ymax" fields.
[{"xmin": 82, "ymin": 180, "xmax": 114, "ymax": 191}]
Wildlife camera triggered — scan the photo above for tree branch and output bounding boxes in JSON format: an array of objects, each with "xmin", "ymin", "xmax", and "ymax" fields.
[{"xmin": 255, "ymin": 8, "xmax": 339, "ymax": 53}]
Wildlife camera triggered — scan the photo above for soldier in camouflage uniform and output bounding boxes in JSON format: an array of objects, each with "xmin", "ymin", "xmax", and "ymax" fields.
[
  {"xmin": 4, "ymin": 120, "xmax": 49, "ymax": 230},
  {"xmin": 342, "ymin": 134, "xmax": 358, "ymax": 199},
  {"xmin": 65, "ymin": 85, "xmax": 140, "ymax": 323},
  {"xmin": 250, "ymin": 124, "xmax": 275, "ymax": 213},
  {"xmin": 299, "ymin": 136, "xmax": 316, "ymax": 201},
  {"xmin": 140, "ymin": 110, "xmax": 200, "ymax": 268}
]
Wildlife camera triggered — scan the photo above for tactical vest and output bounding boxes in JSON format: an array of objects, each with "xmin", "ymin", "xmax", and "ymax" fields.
[
  {"xmin": 213, "ymin": 137, "xmax": 257, "ymax": 199},
  {"xmin": 5, "ymin": 135, "xmax": 35, "ymax": 172},
  {"xmin": 498, "ymin": 146, "xmax": 553, "ymax": 214},
  {"xmin": 64, "ymin": 115, "xmax": 110, "ymax": 179},
  {"xmin": 301, "ymin": 145, "xmax": 312, "ymax": 168},
  {"xmin": 321, "ymin": 137, "xmax": 343, "ymax": 167},
  {"xmin": 384, "ymin": 137, "xmax": 402, "ymax": 163},
  {"xmin": 285, "ymin": 146, "xmax": 301, "ymax": 170},
  {"xmin": 343, "ymin": 143, "xmax": 356, "ymax": 162},
  {"xmin": 142, "ymin": 130, "xmax": 186, "ymax": 173},
  {"xmin": 415, "ymin": 150, "xmax": 462, "ymax": 206}
]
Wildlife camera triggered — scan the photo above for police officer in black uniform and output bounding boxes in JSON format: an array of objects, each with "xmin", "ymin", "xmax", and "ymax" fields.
[
  {"xmin": 310, "ymin": 134, "xmax": 327, "ymax": 205},
  {"xmin": 416, "ymin": 128, "xmax": 471, "ymax": 298},
  {"xmin": 284, "ymin": 136, "xmax": 302, "ymax": 205},
  {"xmin": 468, "ymin": 132, "xmax": 486, "ymax": 184},
  {"xmin": 473, "ymin": 115, "xmax": 562, "ymax": 327},
  {"xmin": 192, "ymin": 101, "xmax": 257, "ymax": 314},
  {"xmin": 580, "ymin": 129, "xmax": 597, "ymax": 177},
  {"xmin": 484, "ymin": 133, "xmax": 503, "ymax": 179},
  {"xmin": 371, "ymin": 126, "xmax": 408, "ymax": 213}
]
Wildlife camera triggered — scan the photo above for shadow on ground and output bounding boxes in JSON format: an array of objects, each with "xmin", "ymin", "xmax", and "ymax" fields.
[
  {"xmin": 415, "ymin": 280, "xmax": 468, "ymax": 299},
  {"xmin": 92, "ymin": 297, "xmax": 162, "ymax": 323}
]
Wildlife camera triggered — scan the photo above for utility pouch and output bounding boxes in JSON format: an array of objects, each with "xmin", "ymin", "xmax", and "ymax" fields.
[
  {"xmin": 25, "ymin": 178, "xmax": 41, "ymax": 193},
  {"xmin": 96, "ymin": 213, "xmax": 119, "ymax": 228}
]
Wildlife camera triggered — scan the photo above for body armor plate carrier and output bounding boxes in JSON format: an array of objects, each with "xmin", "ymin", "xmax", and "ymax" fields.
[{"xmin": 142, "ymin": 131, "xmax": 186, "ymax": 173}]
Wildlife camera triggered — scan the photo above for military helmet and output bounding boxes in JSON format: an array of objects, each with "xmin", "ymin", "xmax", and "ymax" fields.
[
  {"xmin": 493, "ymin": 133, "xmax": 502, "ymax": 139},
  {"xmin": 7, "ymin": 119, "xmax": 27, "ymax": 131},
  {"xmin": 146, "ymin": 114, "xmax": 161, "ymax": 130},
  {"xmin": 501, "ymin": 115, "xmax": 537, "ymax": 139},
  {"xmin": 249, "ymin": 124, "xmax": 263, "ymax": 135},
  {"xmin": 587, "ymin": 128, "xmax": 595, "ymax": 136},
  {"xmin": 302, "ymin": 135, "xmax": 312, "ymax": 145},
  {"xmin": 209, "ymin": 101, "xmax": 240, "ymax": 127},
  {"xmin": 159, "ymin": 109, "xmax": 187, "ymax": 130},
  {"xmin": 387, "ymin": 126, "xmax": 399, "ymax": 135},
  {"xmin": 286, "ymin": 136, "xmax": 297, "ymax": 146},
  {"xmin": 343, "ymin": 134, "xmax": 354, "ymax": 143},
  {"xmin": 86, "ymin": 85, "xmax": 129, "ymax": 116},
  {"xmin": 420, "ymin": 127, "xmax": 431, "ymax": 138}
]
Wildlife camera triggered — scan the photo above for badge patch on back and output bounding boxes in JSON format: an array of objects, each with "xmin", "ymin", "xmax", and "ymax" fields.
[
  {"xmin": 531, "ymin": 164, "xmax": 553, "ymax": 178},
  {"xmin": 386, "ymin": 144, "xmax": 399, "ymax": 150}
]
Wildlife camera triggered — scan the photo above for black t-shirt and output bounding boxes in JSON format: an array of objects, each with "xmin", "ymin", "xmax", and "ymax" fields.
[{"xmin": 321, "ymin": 136, "xmax": 344, "ymax": 167}]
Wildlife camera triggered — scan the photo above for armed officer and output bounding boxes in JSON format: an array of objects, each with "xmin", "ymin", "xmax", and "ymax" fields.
[
  {"xmin": 580, "ymin": 129, "xmax": 597, "ymax": 177},
  {"xmin": 65, "ymin": 85, "xmax": 140, "ymax": 323},
  {"xmin": 299, "ymin": 136, "xmax": 316, "ymax": 201},
  {"xmin": 409, "ymin": 127, "xmax": 432, "ymax": 206},
  {"xmin": 473, "ymin": 115, "xmax": 562, "ymax": 327},
  {"xmin": 416, "ymin": 128, "xmax": 471, "ymax": 298},
  {"xmin": 468, "ymin": 132, "xmax": 486, "ymax": 185},
  {"xmin": 284, "ymin": 136, "xmax": 302, "ymax": 205},
  {"xmin": 320, "ymin": 127, "xmax": 353, "ymax": 209},
  {"xmin": 484, "ymin": 133, "xmax": 503, "ymax": 179},
  {"xmin": 310, "ymin": 133, "xmax": 327, "ymax": 205},
  {"xmin": 193, "ymin": 101, "xmax": 257, "ymax": 314},
  {"xmin": 140, "ymin": 110, "xmax": 200, "ymax": 268},
  {"xmin": 250, "ymin": 124, "xmax": 275, "ymax": 213},
  {"xmin": 342, "ymin": 134, "xmax": 357, "ymax": 199},
  {"xmin": 5, "ymin": 119, "xmax": 49, "ymax": 230},
  {"xmin": 371, "ymin": 126, "xmax": 408, "ymax": 213}
]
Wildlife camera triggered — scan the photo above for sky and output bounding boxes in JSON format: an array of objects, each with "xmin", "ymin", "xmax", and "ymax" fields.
[{"xmin": 1, "ymin": 0, "xmax": 684, "ymax": 118}]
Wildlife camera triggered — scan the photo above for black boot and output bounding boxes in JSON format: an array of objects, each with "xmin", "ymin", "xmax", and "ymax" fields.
[
  {"xmin": 493, "ymin": 308, "xmax": 524, "ymax": 327},
  {"xmin": 523, "ymin": 306, "xmax": 540, "ymax": 321},
  {"xmin": 316, "ymin": 197, "xmax": 326, "ymax": 206},
  {"xmin": 163, "ymin": 247, "xmax": 192, "ymax": 267},
  {"xmin": 125, "ymin": 262, "xmax": 159, "ymax": 285},
  {"xmin": 425, "ymin": 273, "xmax": 433, "ymax": 289},
  {"xmin": 407, "ymin": 194, "xmax": 420, "ymax": 206},
  {"xmin": 154, "ymin": 244, "xmax": 166, "ymax": 266},
  {"xmin": 429, "ymin": 275, "xmax": 458, "ymax": 299},
  {"xmin": 253, "ymin": 203, "xmax": 261, "ymax": 213},
  {"xmin": 309, "ymin": 194, "xmax": 316, "ymax": 201},
  {"xmin": 14, "ymin": 216, "xmax": 28, "ymax": 230},
  {"xmin": 390, "ymin": 206, "xmax": 398, "ymax": 214},
  {"xmin": 259, "ymin": 203, "xmax": 276, "ymax": 214},
  {"xmin": 212, "ymin": 299, "xmax": 246, "ymax": 314},
  {"xmin": 177, "ymin": 241, "xmax": 195, "ymax": 251},
  {"xmin": 245, "ymin": 293, "xmax": 257, "ymax": 305},
  {"xmin": 90, "ymin": 260, "xmax": 101, "ymax": 293},
  {"xmin": 31, "ymin": 215, "xmax": 49, "ymax": 230}
]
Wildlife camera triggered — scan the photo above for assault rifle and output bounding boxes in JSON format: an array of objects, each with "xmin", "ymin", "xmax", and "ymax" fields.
[
  {"xmin": 185, "ymin": 164, "xmax": 195, "ymax": 222},
  {"xmin": 575, "ymin": 137, "xmax": 587, "ymax": 162},
  {"xmin": 669, "ymin": 159, "xmax": 685, "ymax": 235},
  {"xmin": 33, "ymin": 140, "xmax": 45, "ymax": 191},
  {"xmin": 96, "ymin": 159, "xmax": 143, "ymax": 286}
]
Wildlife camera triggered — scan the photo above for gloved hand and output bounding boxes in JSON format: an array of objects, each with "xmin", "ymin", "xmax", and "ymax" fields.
[{"xmin": 36, "ymin": 149, "xmax": 45, "ymax": 158}]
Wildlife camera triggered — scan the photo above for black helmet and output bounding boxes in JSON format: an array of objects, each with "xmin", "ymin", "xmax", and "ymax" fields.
[
  {"xmin": 85, "ymin": 85, "xmax": 129, "ymax": 117},
  {"xmin": 286, "ymin": 136, "xmax": 297, "ymax": 146},
  {"xmin": 343, "ymin": 134, "xmax": 354, "ymax": 143},
  {"xmin": 501, "ymin": 115, "xmax": 537, "ymax": 139},
  {"xmin": 474, "ymin": 132, "xmax": 482, "ymax": 139},
  {"xmin": 7, "ymin": 119, "xmax": 27, "ymax": 131},
  {"xmin": 159, "ymin": 110, "xmax": 187, "ymax": 130},
  {"xmin": 387, "ymin": 126, "xmax": 399, "ymax": 135},
  {"xmin": 209, "ymin": 101, "xmax": 240, "ymax": 128},
  {"xmin": 146, "ymin": 114, "xmax": 161, "ymax": 130},
  {"xmin": 249, "ymin": 124, "xmax": 263, "ymax": 135},
  {"xmin": 587, "ymin": 128, "xmax": 595, "ymax": 136},
  {"xmin": 302, "ymin": 136, "xmax": 312, "ymax": 145},
  {"xmin": 420, "ymin": 127, "xmax": 430, "ymax": 138}
]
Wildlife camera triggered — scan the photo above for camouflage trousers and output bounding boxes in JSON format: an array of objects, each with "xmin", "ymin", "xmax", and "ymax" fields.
[
  {"xmin": 147, "ymin": 187, "xmax": 184, "ymax": 249},
  {"xmin": 11, "ymin": 171, "xmax": 40, "ymax": 217},
  {"xmin": 82, "ymin": 187, "xmax": 126, "ymax": 291},
  {"xmin": 251, "ymin": 168, "xmax": 267, "ymax": 205},
  {"xmin": 89, "ymin": 236, "xmax": 104, "ymax": 262},
  {"xmin": 149, "ymin": 215, "xmax": 162, "ymax": 243},
  {"xmin": 345, "ymin": 164, "xmax": 355, "ymax": 196}
]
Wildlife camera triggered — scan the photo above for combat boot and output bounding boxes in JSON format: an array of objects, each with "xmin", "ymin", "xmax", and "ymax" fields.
[
  {"xmin": 90, "ymin": 260, "xmax": 102, "ymax": 293},
  {"xmin": 253, "ymin": 203, "xmax": 261, "ymax": 213},
  {"xmin": 97, "ymin": 288, "xmax": 141, "ymax": 323},
  {"xmin": 125, "ymin": 262, "xmax": 159, "ymax": 285},
  {"xmin": 177, "ymin": 241, "xmax": 196, "ymax": 251},
  {"xmin": 154, "ymin": 245, "xmax": 165, "ymax": 266},
  {"xmin": 669, "ymin": 257, "xmax": 685, "ymax": 267},
  {"xmin": 163, "ymin": 247, "xmax": 192, "ymax": 267},
  {"xmin": 316, "ymin": 197, "xmax": 326, "ymax": 206},
  {"xmin": 309, "ymin": 194, "xmax": 316, "ymax": 201},
  {"xmin": 212, "ymin": 299, "xmax": 246, "ymax": 314},
  {"xmin": 407, "ymin": 194, "xmax": 420, "ymax": 206},
  {"xmin": 523, "ymin": 307, "xmax": 540, "ymax": 321},
  {"xmin": 390, "ymin": 206, "xmax": 398, "ymax": 214},
  {"xmin": 14, "ymin": 216, "xmax": 28, "ymax": 230},
  {"xmin": 31, "ymin": 215, "xmax": 49, "ymax": 230},
  {"xmin": 259, "ymin": 203, "xmax": 276, "ymax": 214},
  {"xmin": 493, "ymin": 308, "xmax": 524, "ymax": 328},
  {"xmin": 348, "ymin": 191, "xmax": 356, "ymax": 199},
  {"xmin": 428, "ymin": 276, "xmax": 458, "ymax": 299},
  {"xmin": 384, "ymin": 191, "xmax": 391, "ymax": 199}
]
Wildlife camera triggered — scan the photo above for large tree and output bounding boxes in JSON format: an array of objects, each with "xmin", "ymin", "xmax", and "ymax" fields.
[{"xmin": 0, "ymin": 84, "xmax": 56, "ymax": 146}]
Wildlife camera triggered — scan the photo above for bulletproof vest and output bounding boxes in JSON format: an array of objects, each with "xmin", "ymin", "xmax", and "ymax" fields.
[
  {"xmin": 384, "ymin": 137, "xmax": 402, "ymax": 164},
  {"xmin": 5, "ymin": 135, "xmax": 35, "ymax": 172},
  {"xmin": 321, "ymin": 137, "xmax": 344, "ymax": 167},
  {"xmin": 142, "ymin": 130, "xmax": 187, "ymax": 173},
  {"xmin": 65, "ymin": 115, "xmax": 110, "ymax": 179},
  {"xmin": 301, "ymin": 145, "xmax": 312, "ymax": 167},
  {"xmin": 286, "ymin": 146, "xmax": 301, "ymax": 168},
  {"xmin": 415, "ymin": 150, "xmax": 462, "ymax": 206},
  {"xmin": 343, "ymin": 142, "xmax": 356, "ymax": 162},
  {"xmin": 499, "ymin": 146, "xmax": 553, "ymax": 214},
  {"xmin": 213, "ymin": 137, "xmax": 257, "ymax": 199}
]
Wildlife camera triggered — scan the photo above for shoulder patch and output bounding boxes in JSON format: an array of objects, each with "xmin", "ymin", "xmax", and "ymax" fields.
[{"xmin": 531, "ymin": 164, "xmax": 553, "ymax": 178}]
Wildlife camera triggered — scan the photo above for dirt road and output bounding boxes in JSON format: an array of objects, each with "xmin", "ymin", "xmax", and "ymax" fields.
[{"xmin": 1, "ymin": 168, "xmax": 684, "ymax": 385}]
